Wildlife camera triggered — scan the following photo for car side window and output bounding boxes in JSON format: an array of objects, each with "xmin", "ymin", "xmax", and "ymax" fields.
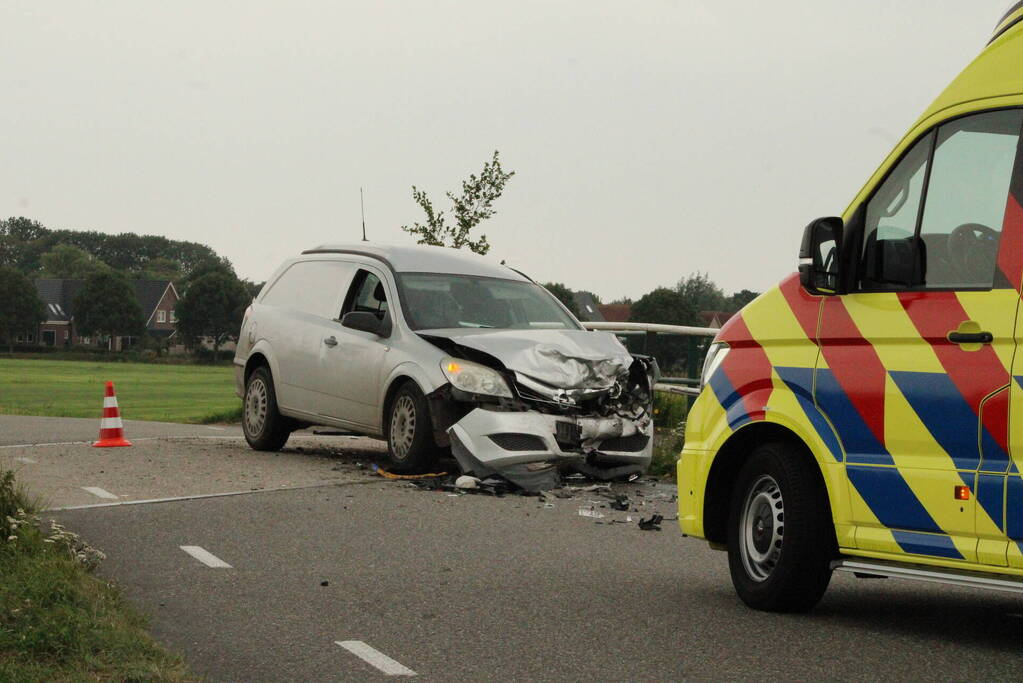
[
  {"xmin": 261, "ymin": 261, "xmax": 355, "ymax": 318},
  {"xmin": 860, "ymin": 133, "xmax": 932, "ymax": 289},
  {"xmin": 342, "ymin": 270, "xmax": 388, "ymax": 320},
  {"xmin": 918, "ymin": 110, "xmax": 1022, "ymax": 288},
  {"xmin": 859, "ymin": 110, "xmax": 1023, "ymax": 291}
]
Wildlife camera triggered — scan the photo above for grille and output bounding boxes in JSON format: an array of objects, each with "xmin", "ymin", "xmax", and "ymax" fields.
[
  {"xmin": 489, "ymin": 433, "xmax": 547, "ymax": 451},
  {"xmin": 599, "ymin": 434, "xmax": 650, "ymax": 452}
]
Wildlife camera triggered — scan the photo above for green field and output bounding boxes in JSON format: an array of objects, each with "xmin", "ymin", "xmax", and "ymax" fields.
[{"xmin": 0, "ymin": 358, "xmax": 241, "ymax": 424}]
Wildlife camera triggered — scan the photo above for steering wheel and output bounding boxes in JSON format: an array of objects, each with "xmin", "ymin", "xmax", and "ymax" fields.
[{"xmin": 947, "ymin": 223, "xmax": 1000, "ymax": 283}]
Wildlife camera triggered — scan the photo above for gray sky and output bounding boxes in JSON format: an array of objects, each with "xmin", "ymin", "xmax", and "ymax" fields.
[{"xmin": 1, "ymin": 1, "xmax": 1012, "ymax": 300}]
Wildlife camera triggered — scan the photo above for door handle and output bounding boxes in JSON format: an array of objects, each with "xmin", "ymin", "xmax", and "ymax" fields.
[
  {"xmin": 947, "ymin": 330, "xmax": 993, "ymax": 345},
  {"xmin": 323, "ymin": 336, "xmax": 338, "ymax": 347}
]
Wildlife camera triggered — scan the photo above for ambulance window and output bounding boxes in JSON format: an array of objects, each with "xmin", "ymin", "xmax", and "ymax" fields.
[
  {"xmin": 860, "ymin": 133, "xmax": 932, "ymax": 289},
  {"xmin": 917, "ymin": 110, "xmax": 1022, "ymax": 288}
]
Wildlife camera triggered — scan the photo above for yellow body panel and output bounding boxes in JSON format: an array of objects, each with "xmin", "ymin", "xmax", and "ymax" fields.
[{"xmin": 678, "ymin": 17, "xmax": 1023, "ymax": 578}]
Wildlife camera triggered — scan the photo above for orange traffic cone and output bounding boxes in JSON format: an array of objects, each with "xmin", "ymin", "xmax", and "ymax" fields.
[{"xmin": 93, "ymin": 381, "xmax": 132, "ymax": 448}]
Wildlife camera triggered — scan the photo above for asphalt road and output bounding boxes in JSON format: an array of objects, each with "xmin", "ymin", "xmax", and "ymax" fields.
[{"xmin": 6, "ymin": 417, "xmax": 1023, "ymax": 680}]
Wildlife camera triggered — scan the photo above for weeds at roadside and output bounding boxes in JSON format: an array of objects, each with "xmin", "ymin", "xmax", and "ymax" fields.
[{"xmin": 0, "ymin": 468, "xmax": 193, "ymax": 681}]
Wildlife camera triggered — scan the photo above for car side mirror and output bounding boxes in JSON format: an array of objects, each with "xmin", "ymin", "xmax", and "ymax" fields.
[
  {"xmin": 799, "ymin": 217, "xmax": 844, "ymax": 294},
  {"xmin": 341, "ymin": 311, "xmax": 392, "ymax": 338}
]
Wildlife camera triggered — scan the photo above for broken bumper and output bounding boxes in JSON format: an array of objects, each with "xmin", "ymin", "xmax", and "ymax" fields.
[{"xmin": 447, "ymin": 407, "xmax": 652, "ymax": 491}]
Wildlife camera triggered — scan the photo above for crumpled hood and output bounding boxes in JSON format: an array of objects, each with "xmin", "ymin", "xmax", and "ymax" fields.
[{"xmin": 423, "ymin": 328, "xmax": 633, "ymax": 391}]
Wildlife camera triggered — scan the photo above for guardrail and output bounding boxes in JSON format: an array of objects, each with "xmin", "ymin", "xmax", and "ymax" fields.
[{"xmin": 582, "ymin": 321, "xmax": 719, "ymax": 397}]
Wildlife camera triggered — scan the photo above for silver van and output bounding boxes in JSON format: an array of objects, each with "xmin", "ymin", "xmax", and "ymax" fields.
[{"xmin": 233, "ymin": 243, "xmax": 657, "ymax": 490}]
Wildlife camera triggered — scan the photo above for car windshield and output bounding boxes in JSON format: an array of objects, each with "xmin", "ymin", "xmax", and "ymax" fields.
[{"xmin": 397, "ymin": 273, "xmax": 581, "ymax": 331}]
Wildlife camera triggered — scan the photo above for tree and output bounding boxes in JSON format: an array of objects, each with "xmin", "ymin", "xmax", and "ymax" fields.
[
  {"xmin": 176, "ymin": 271, "xmax": 250, "ymax": 358},
  {"xmin": 73, "ymin": 272, "xmax": 145, "ymax": 348},
  {"xmin": 134, "ymin": 257, "xmax": 183, "ymax": 282},
  {"xmin": 676, "ymin": 272, "xmax": 727, "ymax": 312},
  {"xmin": 727, "ymin": 289, "xmax": 760, "ymax": 311},
  {"xmin": 629, "ymin": 287, "xmax": 701, "ymax": 372},
  {"xmin": 39, "ymin": 244, "xmax": 110, "ymax": 278},
  {"xmin": 178, "ymin": 256, "xmax": 237, "ymax": 294},
  {"xmin": 0, "ymin": 267, "xmax": 45, "ymax": 353},
  {"xmin": 400, "ymin": 150, "xmax": 515, "ymax": 255},
  {"xmin": 542, "ymin": 282, "xmax": 581, "ymax": 317}
]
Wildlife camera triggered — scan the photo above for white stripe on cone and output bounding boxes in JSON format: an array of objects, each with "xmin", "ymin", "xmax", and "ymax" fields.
[
  {"xmin": 100, "ymin": 417, "xmax": 124, "ymax": 430},
  {"xmin": 103, "ymin": 397, "xmax": 118, "ymax": 408}
]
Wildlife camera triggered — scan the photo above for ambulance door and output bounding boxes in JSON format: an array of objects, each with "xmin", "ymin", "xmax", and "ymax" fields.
[{"xmin": 817, "ymin": 110, "xmax": 1023, "ymax": 564}]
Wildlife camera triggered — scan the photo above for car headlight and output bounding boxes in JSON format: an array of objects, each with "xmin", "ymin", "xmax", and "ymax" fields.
[
  {"xmin": 441, "ymin": 357, "xmax": 513, "ymax": 398},
  {"xmin": 700, "ymin": 342, "xmax": 729, "ymax": 389}
]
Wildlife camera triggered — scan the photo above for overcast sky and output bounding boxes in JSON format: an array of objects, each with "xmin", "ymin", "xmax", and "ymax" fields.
[{"xmin": 1, "ymin": 1, "xmax": 1012, "ymax": 300}]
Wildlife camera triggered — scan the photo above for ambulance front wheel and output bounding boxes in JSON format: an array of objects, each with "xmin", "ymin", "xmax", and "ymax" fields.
[{"xmin": 726, "ymin": 441, "xmax": 836, "ymax": 612}]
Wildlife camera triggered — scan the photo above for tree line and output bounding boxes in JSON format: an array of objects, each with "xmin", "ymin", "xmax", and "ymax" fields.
[
  {"xmin": 542, "ymin": 274, "xmax": 759, "ymax": 373},
  {"xmin": 0, "ymin": 217, "xmax": 257, "ymax": 357}
]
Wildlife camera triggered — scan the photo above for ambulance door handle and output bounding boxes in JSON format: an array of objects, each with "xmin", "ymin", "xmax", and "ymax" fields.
[
  {"xmin": 947, "ymin": 330, "xmax": 993, "ymax": 345},
  {"xmin": 323, "ymin": 336, "xmax": 338, "ymax": 347}
]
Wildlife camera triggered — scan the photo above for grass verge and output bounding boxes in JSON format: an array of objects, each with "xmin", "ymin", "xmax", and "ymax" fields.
[
  {"xmin": 0, "ymin": 357, "xmax": 240, "ymax": 424},
  {"xmin": 0, "ymin": 469, "xmax": 192, "ymax": 681}
]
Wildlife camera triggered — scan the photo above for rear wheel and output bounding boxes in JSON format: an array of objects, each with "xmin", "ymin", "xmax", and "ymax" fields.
[
  {"xmin": 386, "ymin": 382, "xmax": 440, "ymax": 472},
  {"xmin": 726, "ymin": 442, "xmax": 835, "ymax": 612},
  {"xmin": 243, "ymin": 366, "xmax": 291, "ymax": 451}
]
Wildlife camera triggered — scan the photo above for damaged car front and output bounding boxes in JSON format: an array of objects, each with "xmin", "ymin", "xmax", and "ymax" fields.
[{"xmin": 400, "ymin": 272, "xmax": 659, "ymax": 492}]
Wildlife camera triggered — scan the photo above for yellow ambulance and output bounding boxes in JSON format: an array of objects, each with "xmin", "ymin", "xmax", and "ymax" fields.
[{"xmin": 678, "ymin": 4, "xmax": 1023, "ymax": 611}]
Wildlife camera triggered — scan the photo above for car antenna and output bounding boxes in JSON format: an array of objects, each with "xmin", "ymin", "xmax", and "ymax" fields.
[{"xmin": 360, "ymin": 187, "xmax": 368, "ymax": 242}]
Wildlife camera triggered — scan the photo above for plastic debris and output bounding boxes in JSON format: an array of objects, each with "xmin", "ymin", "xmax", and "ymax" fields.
[
  {"xmin": 455, "ymin": 475, "xmax": 481, "ymax": 490},
  {"xmin": 610, "ymin": 494, "xmax": 630, "ymax": 511},
  {"xmin": 638, "ymin": 514, "xmax": 664, "ymax": 531},
  {"xmin": 373, "ymin": 464, "xmax": 449, "ymax": 480},
  {"xmin": 578, "ymin": 507, "xmax": 605, "ymax": 519}
]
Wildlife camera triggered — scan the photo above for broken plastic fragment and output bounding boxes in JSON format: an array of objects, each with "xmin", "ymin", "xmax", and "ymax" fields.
[
  {"xmin": 455, "ymin": 475, "xmax": 481, "ymax": 490},
  {"xmin": 578, "ymin": 508, "xmax": 605, "ymax": 519},
  {"xmin": 638, "ymin": 514, "xmax": 664, "ymax": 531}
]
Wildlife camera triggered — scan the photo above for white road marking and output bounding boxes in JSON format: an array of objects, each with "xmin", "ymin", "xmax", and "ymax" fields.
[
  {"xmin": 45, "ymin": 481, "xmax": 368, "ymax": 512},
  {"xmin": 336, "ymin": 641, "xmax": 416, "ymax": 676},
  {"xmin": 205, "ymin": 426, "xmax": 226, "ymax": 431},
  {"xmin": 15, "ymin": 457, "xmax": 36, "ymax": 464},
  {"xmin": 180, "ymin": 545, "xmax": 232, "ymax": 568},
  {"xmin": 82, "ymin": 486, "xmax": 118, "ymax": 500}
]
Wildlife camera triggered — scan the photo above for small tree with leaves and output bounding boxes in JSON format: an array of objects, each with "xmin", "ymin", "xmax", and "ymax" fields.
[
  {"xmin": 176, "ymin": 271, "xmax": 250, "ymax": 360},
  {"xmin": 0, "ymin": 267, "xmax": 45, "ymax": 352},
  {"xmin": 73, "ymin": 271, "xmax": 145, "ymax": 350},
  {"xmin": 401, "ymin": 151, "xmax": 515, "ymax": 255}
]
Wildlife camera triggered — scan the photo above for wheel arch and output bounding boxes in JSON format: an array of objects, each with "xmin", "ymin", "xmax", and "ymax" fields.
[{"xmin": 702, "ymin": 422, "xmax": 838, "ymax": 546}]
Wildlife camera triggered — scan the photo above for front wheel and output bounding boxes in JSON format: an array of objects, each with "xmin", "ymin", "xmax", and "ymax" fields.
[
  {"xmin": 726, "ymin": 442, "xmax": 835, "ymax": 612},
  {"xmin": 386, "ymin": 382, "xmax": 440, "ymax": 472}
]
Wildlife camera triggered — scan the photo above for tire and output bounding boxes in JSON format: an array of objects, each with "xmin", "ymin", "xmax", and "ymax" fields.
[
  {"xmin": 726, "ymin": 442, "xmax": 835, "ymax": 612},
  {"xmin": 243, "ymin": 366, "xmax": 291, "ymax": 452},
  {"xmin": 386, "ymin": 382, "xmax": 440, "ymax": 472}
]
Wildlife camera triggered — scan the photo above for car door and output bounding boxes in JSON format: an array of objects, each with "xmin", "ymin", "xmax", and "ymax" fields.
[
  {"xmin": 816, "ymin": 110, "xmax": 1023, "ymax": 564},
  {"xmin": 326, "ymin": 266, "xmax": 392, "ymax": 428},
  {"xmin": 259, "ymin": 259, "xmax": 357, "ymax": 417}
]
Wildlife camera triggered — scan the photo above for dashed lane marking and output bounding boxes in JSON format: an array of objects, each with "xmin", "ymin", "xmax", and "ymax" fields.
[
  {"xmin": 81, "ymin": 486, "xmax": 118, "ymax": 500},
  {"xmin": 180, "ymin": 545, "xmax": 232, "ymax": 568},
  {"xmin": 336, "ymin": 641, "xmax": 417, "ymax": 676}
]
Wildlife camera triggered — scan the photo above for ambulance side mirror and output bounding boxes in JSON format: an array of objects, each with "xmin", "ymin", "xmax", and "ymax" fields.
[{"xmin": 799, "ymin": 217, "xmax": 843, "ymax": 295}]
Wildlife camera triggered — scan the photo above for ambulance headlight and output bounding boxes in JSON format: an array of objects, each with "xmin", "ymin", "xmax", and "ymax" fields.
[{"xmin": 700, "ymin": 342, "xmax": 729, "ymax": 389}]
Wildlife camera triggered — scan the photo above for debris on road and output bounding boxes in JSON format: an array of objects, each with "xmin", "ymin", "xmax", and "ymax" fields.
[
  {"xmin": 609, "ymin": 494, "xmax": 631, "ymax": 511},
  {"xmin": 578, "ymin": 507, "xmax": 605, "ymax": 519},
  {"xmin": 638, "ymin": 514, "xmax": 664, "ymax": 531},
  {"xmin": 372, "ymin": 465, "xmax": 449, "ymax": 480},
  {"xmin": 454, "ymin": 475, "xmax": 481, "ymax": 490}
]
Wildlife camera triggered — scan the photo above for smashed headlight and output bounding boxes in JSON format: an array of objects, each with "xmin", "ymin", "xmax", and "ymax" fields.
[{"xmin": 441, "ymin": 357, "xmax": 513, "ymax": 399}]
